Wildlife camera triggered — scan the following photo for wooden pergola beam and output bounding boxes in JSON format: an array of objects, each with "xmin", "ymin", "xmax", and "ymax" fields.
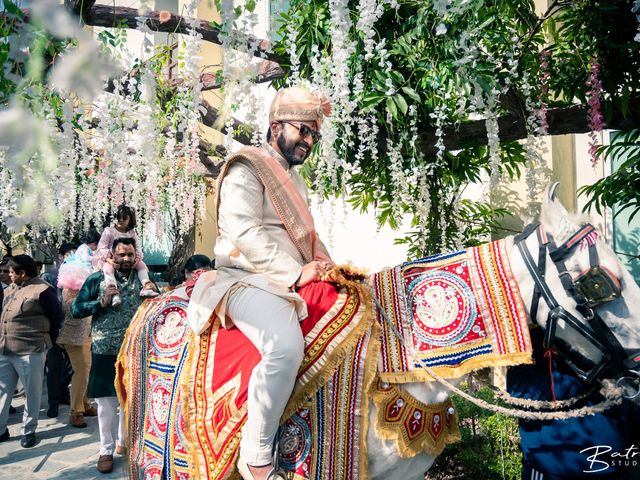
[
  {"xmin": 201, "ymin": 60, "xmax": 285, "ymax": 91},
  {"xmin": 64, "ymin": 0, "xmax": 97, "ymax": 17},
  {"xmin": 199, "ymin": 140, "xmax": 226, "ymax": 177},
  {"xmin": 419, "ymin": 98, "xmax": 640, "ymax": 154},
  {"xmin": 199, "ymin": 99, "xmax": 257, "ymax": 145},
  {"xmin": 79, "ymin": 4, "xmax": 287, "ymax": 65},
  {"xmin": 28, "ymin": 4, "xmax": 640, "ymax": 164}
]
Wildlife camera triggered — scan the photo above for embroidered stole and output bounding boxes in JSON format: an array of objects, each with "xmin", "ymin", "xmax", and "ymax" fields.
[{"xmin": 215, "ymin": 146, "xmax": 329, "ymax": 264}]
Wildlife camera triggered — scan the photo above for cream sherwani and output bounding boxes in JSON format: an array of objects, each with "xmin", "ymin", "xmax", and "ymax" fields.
[
  {"xmin": 187, "ymin": 143, "xmax": 331, "ymax": 466},
  {"xmin": 187, "ymin": 144, "xmax": 329, "ymax": 334}
]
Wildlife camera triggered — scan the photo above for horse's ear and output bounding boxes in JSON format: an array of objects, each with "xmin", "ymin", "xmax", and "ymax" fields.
[{"xmin": 541, "ymin": 183, "xmax": 573, "ymax": 233}]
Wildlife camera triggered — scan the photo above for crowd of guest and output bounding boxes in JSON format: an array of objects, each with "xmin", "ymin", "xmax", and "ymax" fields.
[{"xmin": 0, "ymin": 213, "xmax": 213, "ymax": 473}]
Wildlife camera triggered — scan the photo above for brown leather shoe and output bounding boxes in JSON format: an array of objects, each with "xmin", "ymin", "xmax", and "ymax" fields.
[
  {"xmin": 84, "ymin": 406, "xmax": 98, "ymax": 417},
  {"xmin": 69, "ymin": 413, "xmax": 87, "ymax": 428},
  {"xmin": 97, "ymin": 454, "xmax": 114, "ymax": 473}
]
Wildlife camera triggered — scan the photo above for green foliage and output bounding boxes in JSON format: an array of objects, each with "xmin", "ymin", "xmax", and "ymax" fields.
[
  {"xmin": 270, "ymin": 0, "xmax": 640, "ymax": 256},
  {"xmin": 1, "ymin": 0, "xmax": 75, "ymax": 107},
  {"xmin": 427, "ymin": 379, "xmax": 522, "ymax": 480},
  {"xmin": 0, "ymin": 0, "xmax": 23, "ymax": 103},
  {"xmin": 579, "ymin": 129, "xmax": 640, "ymax": 220}
]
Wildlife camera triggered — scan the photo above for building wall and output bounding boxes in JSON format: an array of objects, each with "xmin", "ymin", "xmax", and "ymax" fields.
[{"xmin": 193, "ymin": 1, "xmax": 224, "ymax": 258}]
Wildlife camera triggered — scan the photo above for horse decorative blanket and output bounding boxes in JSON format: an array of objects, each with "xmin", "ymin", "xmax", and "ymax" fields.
[
  {"xmin": 117, "ymin": 292, "xmax": 193, "ymax": 480},
  {"xmin": 374, "ymin": 240, "xmax": 532, "ymax": 382},
  {"xmin": 118, "ymin": 257, "xmax": 530, "ymax": 479}
]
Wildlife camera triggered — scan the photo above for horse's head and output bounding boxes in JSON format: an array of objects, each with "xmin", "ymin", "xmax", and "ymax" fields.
[{"xmin": 514, "ymin": 183, "xmax": 640, "ymax": 400}]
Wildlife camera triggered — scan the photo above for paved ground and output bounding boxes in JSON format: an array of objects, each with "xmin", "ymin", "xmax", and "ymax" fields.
[{"xmin": 0, "ymin": 393, "xmax": 126, "ymax": 479}]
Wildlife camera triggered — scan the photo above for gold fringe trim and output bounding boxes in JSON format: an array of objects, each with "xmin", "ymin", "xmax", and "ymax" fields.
[
  {"xmin": 378, "ymin": 351, "xmax": 533, "ymax": 384},
  {"xmin": 180, "ymin": 322, "xmax": 233, "ymax": 480},
  {"xmin": 370, "ymin": 379, "xmax": 461, "ymax": 458},
  {"xmin": 179, "ymin": 326, "xmax": 202, "ymax": 480},
  {"xmin": 359, "ymin": 317, "xmax": 381, "ymax": 480},
  {"xmin": 282, "ymin": 267, "xmax": 375, "ymax": 421}
]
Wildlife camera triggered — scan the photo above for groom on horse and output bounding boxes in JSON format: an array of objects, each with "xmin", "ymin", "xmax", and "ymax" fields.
[{"xmin": 188, "ymin": 86, "xmax": 334, "ymax": 480}]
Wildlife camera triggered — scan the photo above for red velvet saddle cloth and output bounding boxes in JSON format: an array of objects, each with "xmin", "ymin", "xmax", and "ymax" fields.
[
  {"xmin": 118, "ymin": 272, "xmax": 378, "ymax": 480},
  {"xmin": 186, "ymin": 277, "xmax": 377, "ymax": 480}
]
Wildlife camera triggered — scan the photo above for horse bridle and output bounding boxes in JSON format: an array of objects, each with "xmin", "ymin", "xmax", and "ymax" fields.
[{"xmin": 515, "ymin": 223, "xmax": 640, "ymax": 399}]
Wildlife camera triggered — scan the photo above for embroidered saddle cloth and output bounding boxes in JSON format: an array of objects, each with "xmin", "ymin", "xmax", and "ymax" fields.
[
  {"xmin": 117, "ymin": 290, "xmax": 193, "ymax": 480},
  {"xmin": 373, "ymin": 240, "xmax": 533, "ymax": 382},
  {"xmin": 117, "ymin": 247, "xmax": 529, "ymax": 480},
  {"xmin": 118, "ymin": 270, "xmax": 399, "ymax": 480}
]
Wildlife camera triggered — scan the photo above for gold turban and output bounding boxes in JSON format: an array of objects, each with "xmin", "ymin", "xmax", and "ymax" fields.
[{"xmin": 269, "ymin": 87, "xmax": 332, "ymax": 129}]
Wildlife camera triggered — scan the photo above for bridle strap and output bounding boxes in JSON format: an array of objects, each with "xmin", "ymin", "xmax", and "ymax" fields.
[
  {"xmin": 532, "ymin": 228, "xmax": 547, "ymax": 323},
  {"xmin": 546, "ymin": 232, "xmax": 592, "ymax": 316},
  {"xmin": 515, "ymin": 228, "xmax": 557, "ymax": 318},
  {"xmin": 549, "ymin": 224, "xmax": 596, "ymax": 263},
  {"xmin": 516, "ymin": 223, "xmax": 634, "ymax": 386},
  {"xmin": 514, "ymin": 223, "xmax": 547, "ymax": 323},
  {"xmin": 546, "ymin": 232, "xmax": 628, "ymax": 371}
]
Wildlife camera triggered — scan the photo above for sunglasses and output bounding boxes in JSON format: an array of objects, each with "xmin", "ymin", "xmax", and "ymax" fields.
[{"xmin": 281, "ymin": 121, "xmax": 322, "ymax": 144}]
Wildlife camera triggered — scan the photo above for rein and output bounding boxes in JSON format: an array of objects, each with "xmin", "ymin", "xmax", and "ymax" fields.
[{"xmin": 370, "ymin": 292, "xmax": 624, "ymax": 420}]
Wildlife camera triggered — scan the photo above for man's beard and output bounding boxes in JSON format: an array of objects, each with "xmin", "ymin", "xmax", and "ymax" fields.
[
  {"xmin": 115, "ymin": 261, "xmax": 134, "ymax": 274},
  {"xmin": 277, "ymin": 134, "xmax": 311, "ymax": 166}
]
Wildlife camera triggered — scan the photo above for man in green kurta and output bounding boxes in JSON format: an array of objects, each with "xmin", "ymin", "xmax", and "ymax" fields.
[{"xmin": 71, "ymin": 237, "xmax": 146, "ymax": 474}]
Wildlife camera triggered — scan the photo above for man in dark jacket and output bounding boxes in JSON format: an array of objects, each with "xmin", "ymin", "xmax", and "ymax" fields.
[
  {"xmin": 0, "ymin": 254, "xmax": 64, "ymax": 448},
  {"xmin": 72, "ymin": 237, "xmax": 147, "ymax": 473},
  {"xmin": 42, "ymin": 242, "xmax": 76, "ymax": 418},
  {"xmin": 507, "ymin": 328, "xmax": 636, "ymax": 479}
]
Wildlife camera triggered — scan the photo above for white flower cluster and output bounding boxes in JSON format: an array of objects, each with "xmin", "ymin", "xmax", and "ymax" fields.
[
  {"xmin": 431, "ymin": 102, "xmax": 448, "ymax": 164},
  {"xmin": 521, "ymin": 67, "xmax": 548, "ymax": 215},
  {"xmin": 313, "ymin": 0, "xmax": 394, "ymax": 198},
  {"xmin": 149, "ymin": 0, "xmax": 207, "ymax": 236},
  {"xmin": 0, "ymin": 97, "xmax": 83, "ymax": 234},
  {"xmin": 53, "ymin": 98, "xmax": 81, "ymax": 229},
  {"xmin": 357, "ymin": 0, "xmax": 385, "ymax": 60},
  {"xmin": 386, "ymin": 137, "xmax": 406, "ymax": 215},
  {"xmin": 135, "ymin": 0, "xmax": 155, "ymax": 54},
  {"xmin": 218, "ymin": 0, "xmax": 263, "ymax": 149},
  {"xmin": 455, "ymin": 29, "xmax": 525, "ymax": 194},
  {"xmin": 432, "ymin": 0, "xmax": 474, "ymax": 36},
  {"xmin": 485, "ymin": 89, "xmax": 502, "ymax": 190},
  {"xmin": 326, "ymin": 0, "xmax": 358, "ymax": 181},
  {"xmin": 0, "ymin": 0, "xmax": 208, "ymax": 241},
  {"xmin": 633, "ymin": 0, "xmax": 640, "ymax": 42},
  {"xmin": 286, "ymin": 21, "xmax": 301, "ymax": 85}
]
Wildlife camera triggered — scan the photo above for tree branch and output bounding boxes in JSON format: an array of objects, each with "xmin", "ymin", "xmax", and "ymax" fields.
[
  {"xmin": 80, "ymin": 4, "xmax": 287, "ymax": 65},
  {"xmin": 199, "ymin": 99, "xmax": 257, "ymax": 145},
  {"xmin": 201, "ymin": 60, "xmax": 285, "ymax": 91}
]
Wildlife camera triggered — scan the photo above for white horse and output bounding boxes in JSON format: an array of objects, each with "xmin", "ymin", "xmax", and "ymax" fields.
[
  {"xmin": 368, "ymin": 186, "xmax": 640, "ymax": 479},
  {"xmin": 120, "ymin": 186, "xmax": 640, "ymax": 480}
]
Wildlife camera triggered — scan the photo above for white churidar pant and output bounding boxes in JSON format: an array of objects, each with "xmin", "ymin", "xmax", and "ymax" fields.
[
  {"xmin": 226, "ymin": 286, "xmax": 305, "ymax": 466},
  {"xmin": 96, "ymin": 396, "xmax": 125, "ymax": 455}
]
